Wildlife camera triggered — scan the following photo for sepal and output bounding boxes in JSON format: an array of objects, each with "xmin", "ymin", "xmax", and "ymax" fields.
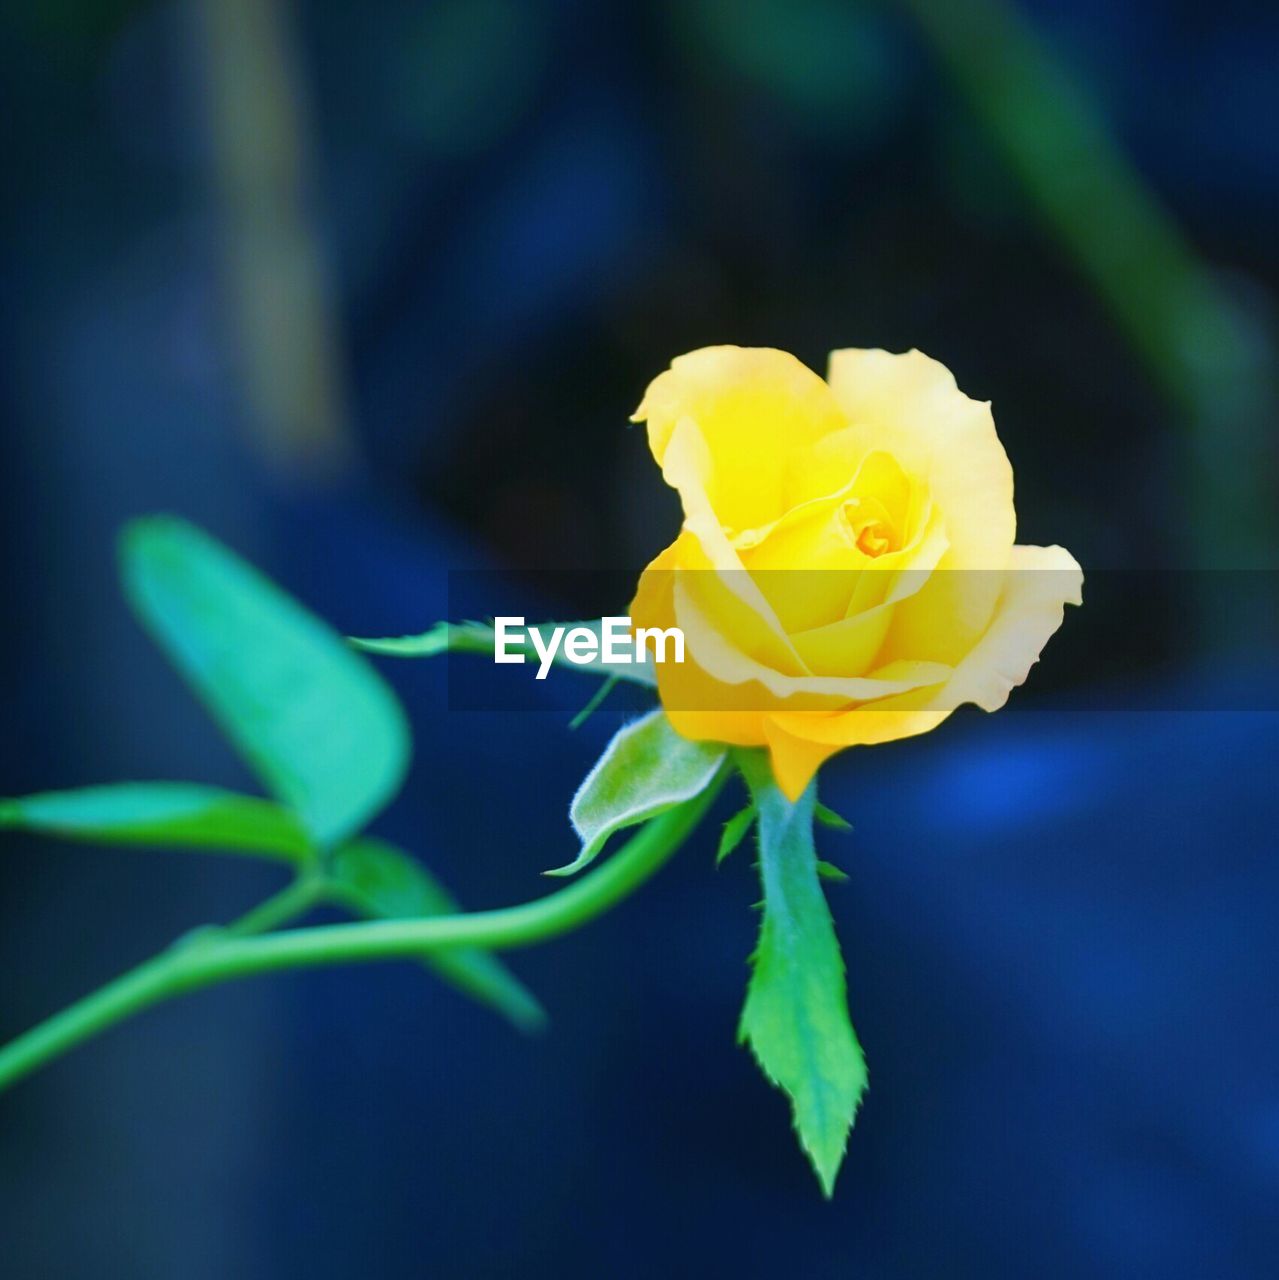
[{"xmin": 550, "ymin": 710, "xmax": 726, "ymax": 877}]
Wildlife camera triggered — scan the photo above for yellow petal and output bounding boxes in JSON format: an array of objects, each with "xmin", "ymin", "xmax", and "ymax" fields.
[
  {"xmin": 633, "ymin": 556, "xmax": 773, "ymax": 745},
  {"xmin": 739, "ymin": 449, "xmax": 939, "ymax": 635},
  {"xmin": 826, "ymin": 349, "xmax": 1016, "ymax": 663},
  {"xmin": 824, "ymin": 348, "xmax": 1015, "ymax": 562},
  {"xmin": 630, "ymin": 538, "xmax": 775, "ymax": 745},
  {"xmin": 672, "ymin": 541, "xmax": 808, "ymax": 680},
  {"xmin": 762, "ymin": 544, "xmax": 1083, "ymax": 795},
  {"xmin": 942, "ymin": 543, "xmax": 1083, "ymax": 711},
  {"xmin": 666, "ymin": 706, "xmax": 768, "ymax": 749},
  {"xmin": 673, "ymin": 573, "xmax": 954, "ymax": 706},
  {"xmin": 763, "ymin": 726, "xmax": 843, "ymax": 802},
  {"xmin": 634, "ymin": 346, "xmax": 845, "ymax": 533},
  {"xmin": 787, "ymin": 508, "xmax": 949, "ymax": 677}
]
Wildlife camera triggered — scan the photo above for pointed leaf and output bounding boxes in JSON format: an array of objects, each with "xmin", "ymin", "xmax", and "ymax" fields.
[
  {"xmin": 351, "ymin": 621, "xmax": 482, "ymax": 659},
  {"xmin": 329, "ymin": 838, "xmax": 546, "ymax": 1033},
  {"xmin": 0, "ymin": 783, "xmax": 312, "ymax": 864},
  {"xmin": 121, "ymin": 517, "xmax": 410, "ymax": 849},
  {"xmin": 816, "ymin": 860, "xmax": 849, "ymax": 883},
  {"xmin": 353, "ymin": 620, "xmax": 657, "ymax": 686},
  {"xmin": 551, "ymin": 710, "xmax": 725, "ymax": 876},
  {"xmin": 814, "ymin": 801, "xmax": 853, "ymax": 832},
  {"xmin": 736, "ymin": 751, "xmax": 867, "ymax": 1196},
  {"xmin": 716, "ymin": 803, "xmax": 756, "ymax": 866}
]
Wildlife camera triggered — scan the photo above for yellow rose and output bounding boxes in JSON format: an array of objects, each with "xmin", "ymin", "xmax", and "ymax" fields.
[{"xmin": 629, "ymin": 346, "xmax": 1082, "ymax": 800}]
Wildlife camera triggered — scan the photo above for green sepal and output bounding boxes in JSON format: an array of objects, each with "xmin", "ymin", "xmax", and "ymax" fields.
[
  {"xmin": 735, "ymin": 750, "xmax": 868, "ymax": 1197},
  {"xmin": 0, "ymin": 783, "xmax": 313, "ymax": 864},
  {"xmin": 550, "ymin": 710, "xmax": 726, "ymax": 877},
  {"xmin": 716, "ymin": 803, "xmax": 756, "ymax": 866},
  {"xmin": 329, "ymin": 838, "xmax": 546, "ymax": 1033},
  {"xmin": 120, "ymin": 517, "xmax": 410, "ymax": 851}
]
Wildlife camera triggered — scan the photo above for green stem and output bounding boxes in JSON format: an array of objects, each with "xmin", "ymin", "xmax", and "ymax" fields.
[
  {"xmin": 221, "ymin": 873, "xmax": 325, "ymax": 937},
  {"xmin": 0, "ymin": 775, "xmax": 724, "ymax": 1093},
  {"xmin": 0, "ymin": 948, "xmax": 210, "ymax": 1094},
  {"xmin": 168, "ymin": 872, "xmax": 323, "ymax": 951}
]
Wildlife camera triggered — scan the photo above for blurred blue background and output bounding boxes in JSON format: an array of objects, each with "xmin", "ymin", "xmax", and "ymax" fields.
[{"xmin": 1, "ymin": 0, "xmax": 1277, "ymax": 1275}]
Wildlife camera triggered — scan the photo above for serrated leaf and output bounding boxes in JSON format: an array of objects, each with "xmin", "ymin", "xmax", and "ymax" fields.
[
  {"xmin": 736, "ymin": 751, "xmax": 867, "ymax": 1197},
  {"xmin": 352, "ymin": 620, "xmax": 658, "ymax": 686},
  {"xmin": 550, "ymin": 710, "xmax": 726, "ymax": 876},
  {"xmin": 121, "ymin": 517, "xmax": 410, "ymax": 850},
  {"xmin": 0, "ymin": 783, "xmax": 312, "ymax": 864},
  {"xmin": 814, "ymin": 801, "xmax": 853, "ymax": 832},
  {"xmin": 716, "ymin": 803, "xmax": 756, "ymax": 866},
  {"xmin": 329, "ymin": 838, "xmax": 546, "ymax": 1033}
]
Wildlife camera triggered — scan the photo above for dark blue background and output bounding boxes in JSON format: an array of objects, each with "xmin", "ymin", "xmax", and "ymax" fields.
[{"xmin": 1, "ymin": 1, "xmax": 1277, "ymax": 1276}]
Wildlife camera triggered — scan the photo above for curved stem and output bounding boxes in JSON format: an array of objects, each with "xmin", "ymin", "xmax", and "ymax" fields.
[
  {"xmin": 221, "ymin": 873, "xmax": 324, "ymax": 937},
  {"xmin": 0, "ymin": 774, "xmax": 724, "ymax": 1093},
  {"xmin": 0, "ymin": 948, "xmax": 211, "ymax": 1094}
]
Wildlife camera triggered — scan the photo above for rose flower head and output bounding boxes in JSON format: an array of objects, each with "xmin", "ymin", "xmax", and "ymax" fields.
[{"xmin": 630, "ymin": 346, "xmax": 1083, "ymax": 799}]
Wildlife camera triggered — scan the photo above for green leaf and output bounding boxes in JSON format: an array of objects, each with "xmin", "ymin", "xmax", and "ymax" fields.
[
  {"xmin": 815, "ymin": 860, "xmax": 849, "ymax": 883},
  {"xmin": 329, "ymin": 838, "xmax": 546, "ymax": 1033},
  {"xmin": 550, "ymin": 710, "xmax": 726, "ymax": 877},
  {"xmin": 350, "ymin": 620, "xmax": 479, "ymax": 659},
  {"xmin": 814, "ymin": 801, "xmax": 853, "ymax": 832},
  {"xmin": 736, "ymin": 751, "xmax": 867, "ymax": 1197},
  {"xmin": 716, "ymin": 803, "xmax": 756, "ymax": 866},
  {"xmin": 0, "ymin": 783, "xmax": 312, "ymax": 864},
  {"xmin": 352, "ymin": 619, "xmax": 658, "ymax": 686},
  {"xmin": 121, "ymin": 517, "xmax": 410, "ymax": 850}
]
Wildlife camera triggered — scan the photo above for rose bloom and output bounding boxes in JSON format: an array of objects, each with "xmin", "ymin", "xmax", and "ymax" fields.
[{"xmin": 629, "ymin": 346, "xmax": 1082, "ymax": 800}]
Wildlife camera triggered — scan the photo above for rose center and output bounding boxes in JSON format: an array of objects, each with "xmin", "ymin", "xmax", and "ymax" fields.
[{"xmin": 840, "ymin": 496, "xmax": 897, "ymax": 558}]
